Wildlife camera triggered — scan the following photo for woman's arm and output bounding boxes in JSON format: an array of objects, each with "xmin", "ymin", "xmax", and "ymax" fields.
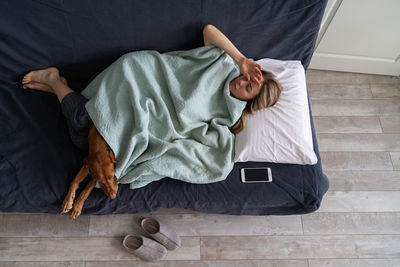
[
  {"xmin": 203, "ymin": 24, "xmax": 262, "ymax": 86},
  {"xmin": 203, "ymin": 24, "xmax": 245, "ymax": 65}
]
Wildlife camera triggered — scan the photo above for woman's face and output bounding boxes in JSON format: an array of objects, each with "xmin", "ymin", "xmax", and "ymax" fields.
[{"xmin": 229, "ymin": 75, "xmax": 263, "ymax": 101}]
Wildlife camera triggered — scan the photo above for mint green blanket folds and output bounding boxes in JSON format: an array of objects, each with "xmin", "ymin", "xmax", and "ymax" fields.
[{"xmin": 81, "ymin": 46, "xmax": 246, "ymax": 189}]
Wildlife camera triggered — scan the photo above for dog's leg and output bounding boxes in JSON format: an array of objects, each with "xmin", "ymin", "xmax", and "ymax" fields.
[
  {"xmin": 70, "ymin": 178, "xmax": 96, "ymax": 219},
  {"xmin": 61, "ymin": 165, "xmax": 89, "ymax": 214}
]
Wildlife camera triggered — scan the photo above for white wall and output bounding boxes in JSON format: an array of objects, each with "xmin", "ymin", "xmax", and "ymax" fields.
[{"xmin": 310, "ymin": 0, "xmax": 400, "ymax": 76}]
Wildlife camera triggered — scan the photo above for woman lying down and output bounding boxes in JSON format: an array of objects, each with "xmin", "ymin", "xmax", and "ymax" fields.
[{"xmin": 22, "ymin": 24, "xmax": 282, "ymax": 194}]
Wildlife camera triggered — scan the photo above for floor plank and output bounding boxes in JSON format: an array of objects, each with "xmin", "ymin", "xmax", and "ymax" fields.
[
  {"xmin": 308, "ymin": 84, "xmax": 373, "ymax": 100},
  {"xmin": 318, "ymin": 133, "xmax": 400, "ymax": 152},
  {"xmin": 314, "ymin": 116, "xmax": 382, "ymax": 134},
  {"xmin": 89, "ymin": 214, "xmax": 303, "ymax": 237},
  {"xmin": 370, "ymin": 83, "xmax": 400, "ymax": 98},
  {"xmin": 380, "ymin": 116, "xmax": 400, "ymax": 133},
  {"xmin": 200, "ymin": 235, "xmax": 400, "ymax": 259},
  {"xmin": 309, "ymin": 259, "xmax": 400, "ymax": 267},
  {"xmin": 0, "ymin": 263, "xmax": 85, "ymax": 267},
  {"xmin": 302, "ymin": 212, "xmax": 400, "ymax": 235},
  {"xmin": 391, "ymin": 152, "xmax": 400, "ymax": 170},
  {"xmin": 318, "ymin": 191, "xmax": 400, "ymax": 212},
  {"xmin": 0, "ymin": 213, "xmax": 89, "ymax": 237},
  {"xmin": 320, "ymin": 152, "xmax": 393, "ymax": 171},
  {"xmin": 0, "ymin": 237, "xmax": 200, "ymax": 261},
  {"xmin": 306, "ymin": 69, "xmax": 400, "ymax": 84},
  {"xmin": 85, "ymin": 259, "xmax": 309, "ymax": 267},
  {"xmin": 311, "ymin": 99, "xmax": 400, "ymax": 116},
  {"xmin": 323, "ymin": 171, "xmax": 400, "ymax": 191}
]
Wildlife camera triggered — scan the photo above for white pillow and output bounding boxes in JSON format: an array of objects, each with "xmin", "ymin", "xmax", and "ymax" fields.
[{"xmin": 234, "ymin": 58, "xmax": 318, "ymax": 165}]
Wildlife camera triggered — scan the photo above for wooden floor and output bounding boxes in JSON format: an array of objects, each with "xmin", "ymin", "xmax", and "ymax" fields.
[{"xmin": 1, "ymin": 70, "xmax": 400, "ymax": 266}]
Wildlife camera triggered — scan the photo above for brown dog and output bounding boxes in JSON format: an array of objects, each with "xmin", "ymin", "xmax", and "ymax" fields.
[{"xmin": 61, "ymin": 124, "xmax": 118, "ymax": 219}]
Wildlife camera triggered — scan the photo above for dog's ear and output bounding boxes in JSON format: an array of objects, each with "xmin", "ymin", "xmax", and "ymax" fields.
[{"xmin": 108, "ymin": 150, "xmax": 116, "ymax": 164}]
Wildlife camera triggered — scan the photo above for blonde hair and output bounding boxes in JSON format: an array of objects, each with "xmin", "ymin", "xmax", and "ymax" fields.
[{"xmin": 230, "ymin": 70, "xmax": 282, "ymax": 134}]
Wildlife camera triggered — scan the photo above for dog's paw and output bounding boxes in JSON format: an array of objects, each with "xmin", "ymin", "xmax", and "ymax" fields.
[
  {"xmin": 70, "ymin": 204, "xmax": 83, "ymax": 219},
  {"xmin": 60, "ymin": 194, "xmax": 74, "ymax": 214}
]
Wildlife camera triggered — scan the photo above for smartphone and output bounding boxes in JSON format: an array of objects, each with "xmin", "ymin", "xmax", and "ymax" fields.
[{"xmin": 241, "ymin": 167, "xmax": 272, "ymax": 183}]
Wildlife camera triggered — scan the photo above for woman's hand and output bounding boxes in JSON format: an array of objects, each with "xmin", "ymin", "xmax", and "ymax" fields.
[
  {"xmin": 203, "ymin": 25, "xmax": 263, "ymax": 85},
  {"xmin": 238, "ymin": 57, "xmax": 263, "ymax": 87}
]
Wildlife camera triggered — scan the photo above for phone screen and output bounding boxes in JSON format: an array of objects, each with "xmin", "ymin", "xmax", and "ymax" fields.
[{"xmin": 241, "ymin": 168, "xmax": 272, "ymax": 183}]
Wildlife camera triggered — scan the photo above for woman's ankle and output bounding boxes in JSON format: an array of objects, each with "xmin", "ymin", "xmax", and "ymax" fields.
[{"xmin": 51, "ymin": 80, "xmax": 75, "ymax": 103}]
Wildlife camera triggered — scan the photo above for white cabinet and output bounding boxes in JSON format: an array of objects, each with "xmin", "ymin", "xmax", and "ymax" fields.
[{"xmin": 309, "ymin": 0, "xmax": 400, "ymax": 76}]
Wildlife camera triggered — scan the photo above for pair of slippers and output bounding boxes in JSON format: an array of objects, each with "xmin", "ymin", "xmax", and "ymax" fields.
[{"xmin": 122, "ymin": 217, "xmax": 181, "ymax": 261}]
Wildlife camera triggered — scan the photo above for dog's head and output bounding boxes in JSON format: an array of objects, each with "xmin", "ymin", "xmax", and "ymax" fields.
[{"xmin": 84, "ymin": 149, "xmax": 118, "ymax": 199}]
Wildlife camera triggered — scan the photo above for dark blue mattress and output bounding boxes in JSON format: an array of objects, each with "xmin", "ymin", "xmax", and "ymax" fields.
[{"xmin": 0, "ymin": 0, "xmax": 329, "ymax": 215}]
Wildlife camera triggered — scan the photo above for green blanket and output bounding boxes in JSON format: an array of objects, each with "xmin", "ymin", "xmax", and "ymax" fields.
[{"xmin": 81, "ymin": 46, "xmax": 246, "ymax": 189}]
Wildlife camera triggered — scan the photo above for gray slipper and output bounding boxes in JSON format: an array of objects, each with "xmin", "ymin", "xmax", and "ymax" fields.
[
  {"xmin": 122, "ymin": 235, "xmax": 167, "ymax": 261},
  {"xmin": 141, "ymin": 217, "xmax": 181, "ymax": 250}
]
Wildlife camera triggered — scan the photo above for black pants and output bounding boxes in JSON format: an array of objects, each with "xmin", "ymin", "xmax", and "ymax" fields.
[{"xmin": 61, "ymin": 92, "xmax": 92, "ymax": 151}]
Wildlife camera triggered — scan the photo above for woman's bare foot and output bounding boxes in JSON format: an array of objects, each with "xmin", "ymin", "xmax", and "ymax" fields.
[
  {"xmin": 23, "ymin": 77, "xmax": 68, "ymax": 92},
  {"xmin": 22, "ymin": 67, "xmax": 60, "ymax": 90},
  {"xmin": 22, "ymin": 67, "xmax": 75, "ymax": 103}
]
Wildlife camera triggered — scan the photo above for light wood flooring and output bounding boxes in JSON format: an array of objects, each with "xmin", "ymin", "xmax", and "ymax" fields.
[{"xmin": 1, "ymin": 69, "xmax": 400, "ymax": 266}]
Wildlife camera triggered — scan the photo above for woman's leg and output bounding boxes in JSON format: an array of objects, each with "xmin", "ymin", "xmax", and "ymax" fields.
[
  {"xmin": 22, "ymin": 67, "xmax": 73, "ymax": 103},
  {"xmin": 60, "ymin": 92, "xmax": 93, "ymax": 151},
  {"xmin": 22, "ymin": 67, "xmax": 92, "ymax": 150}
]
